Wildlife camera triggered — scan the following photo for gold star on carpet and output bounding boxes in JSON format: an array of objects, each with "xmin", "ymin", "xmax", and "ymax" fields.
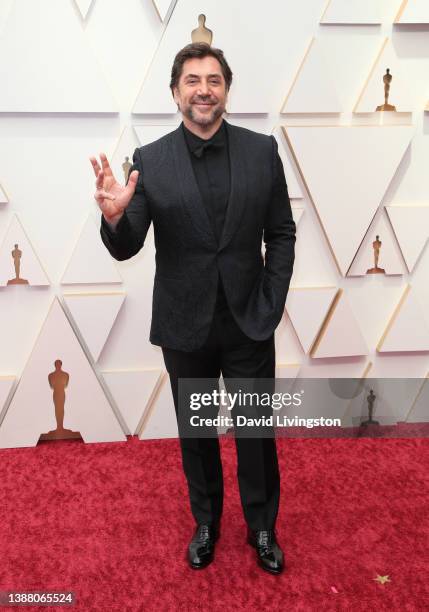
[{"xmin": 374, "ymin": 575, "xmax": 391, "ymax": 584}]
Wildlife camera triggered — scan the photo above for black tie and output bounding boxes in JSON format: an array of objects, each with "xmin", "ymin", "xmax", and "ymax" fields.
[{"xmin": 193, "ymin": 140, "xmax": 223, "ymax": 158}]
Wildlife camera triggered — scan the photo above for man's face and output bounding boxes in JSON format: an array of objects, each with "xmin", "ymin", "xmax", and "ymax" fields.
[{"xmin": 173, "ymin": 56, "xmax": 228, "ymax": 127}]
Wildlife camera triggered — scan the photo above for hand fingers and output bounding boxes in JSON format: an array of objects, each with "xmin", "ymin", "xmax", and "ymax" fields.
[
  {"xmin": 100, "ymin": 152, "xmax": 113, "ymax": 177},
  {"xmin": 89, "ymin": 156, "xmax": 101, "ymax": 178},
  {"xmin": 95, "ymin": 169, "xmax": 104, "ymax": 190},
  {"xmin": 125, "ymin": 170, "xmax": 139, "ymax": 192},
  {"xmin": 95, "ymin": 189, "xmax": 116, "ymax": 202}
]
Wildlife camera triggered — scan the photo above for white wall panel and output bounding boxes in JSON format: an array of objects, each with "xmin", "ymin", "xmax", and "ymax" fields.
[
  {"xmin": 395, "ymin": 0, "xmax": 429, "ymax": 24},
  {"xmin": 0, "ymin": 298, "xmax": 126, "ymax": 448},
  {"xmin": 133, "ymin": 0, "xmax": 327, "ymax": 113},
  {"xmin": 0, "ymin": 215, "xmax": 50, "ymax": 287},
  {"xmin": 0, "ymin": 0, "xmax": 118, "ymax": 112},
  {"xmin": 321, "ymin": 0, "xmax": 382, "ymax": 24}
]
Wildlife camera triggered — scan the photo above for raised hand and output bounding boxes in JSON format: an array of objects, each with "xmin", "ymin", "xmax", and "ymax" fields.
[{"xmin": 90, "ymin": 152, "xmax": 140, "ymax": 225}]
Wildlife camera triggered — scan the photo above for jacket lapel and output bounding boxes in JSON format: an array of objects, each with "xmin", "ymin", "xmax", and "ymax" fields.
[
  {"xmin": 219, "ymin": 120, "xmax": 248, "ymax": 252},
  {"xmin": 170, "ymin": 119, "xmax": 248, "ymax": 252},
  {"xmin": 171, "ymin": 123, "xmax": 217, "ymax": 247}
]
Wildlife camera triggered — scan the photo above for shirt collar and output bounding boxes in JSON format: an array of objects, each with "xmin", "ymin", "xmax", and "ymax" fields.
[{"xmin": 182, "ymin": 119, "xmax": 226, "ymax": 156}]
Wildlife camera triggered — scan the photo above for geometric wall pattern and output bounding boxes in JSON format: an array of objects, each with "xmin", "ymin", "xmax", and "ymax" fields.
[
  {"xmin": 406, "ymin": 375, "xmax": 429, "ymax": 422},
  {"xmin": 385, "ymin": 205, "xmax": 429, "ymax": 273},
  {"xmin": 74, "ymin": 0, "xmax": 94, "ymax": 21},
  {"xmin": 63, "ymin": 292, "xmax": 126, "ymax": 362},
  {"xmin": 342, "ymin": 375, "xmax": 423, "ymax": 426},
  {"xmin": 395, "ymin": 0, "xmax": 429, "ymax": 24},
  {"xmin": 283, "ymin": 125, "xmax": 414, "ymax": 276},
  {"xmin": 377, "ymin": 285, "xmax": 429, "ymax": 353},
  {"xmin": 286, "ymin": 287, "xmax": 338, "ymax": 353},
  {"xmin": 0, "ymin": 376, "xmax": 15, "ymax": 421},
  {"xmin": 0, "ymin": 214, "xmax": 50, "ymax": 287},
  {"xmin": 281, "ymin": 38, "xmax": 342, "ymax": 114},
  {"xmin": 0, "ymin": 0, "xmax": 118, "ymax": 112},
  {"xmin": 347, "ymin": 208, "xmax": 405, "ymax": 277},
  {"xmin": 354, "ymin": 38, "xmax": 416, "ymax": 114},
  {"xmin": 139, "ymin": 374, "xmax": 178, "ymax": 440},
  {"xmin": 60, "ymin": 215, "xmax": 122, "ymax": 285},
  {"xmin": 0, "ymin": 298, "xmax": 126, "ymax": 448},
  {"xmin": 320, "ymin": 0, "xmax": 381, "ymax": 24},
  {"xmin": 1, "ymin": 0, "xmax": 429, "ymax": 448},
  {"xmin": 110, "ymin": 126, "xmax": 142, "ymax": 186},
  {"xmin": 271, "ymin": 127, "xmax": 303, "ymax": 200},
  {"xmin": 152, "ymin": 0, "xmax": 177, "ymax": 22},
  {"xmin": 310, "ymin": 289, "xmax": 369, "ymax": 358},
  {"xmin": 133, "ymin": 0, "xmax": 331, "ymax": 114},
  {"xmin": 102, "ymin": 369, "xmax": 164, "ymax": 435}
]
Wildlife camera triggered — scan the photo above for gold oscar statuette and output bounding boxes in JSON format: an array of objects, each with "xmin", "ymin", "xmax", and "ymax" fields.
[
  {"xmin": 39, "ymin": 360, "xmax": 82, "ymax": 441},
  {"xmin": 366, "ymin": 235, "xmax": 385, "ymax": 274},
  {"xmin": 361, "ymin": 389, "xmax": 380, "ymax": 426},
  {"xmin": 122, "ymin": 156, "xmax": 132, "ymax": 183},
  {"xmin": 7, "ymin": 243, "xmax": 29, "ymax": 285},
  {"xmin": 191, "ymin": 14, "xmax": 213, "ymax": 46},
  {"xmin": 376, "ymin": 68, "xmax": 397, "ymax": 112}
]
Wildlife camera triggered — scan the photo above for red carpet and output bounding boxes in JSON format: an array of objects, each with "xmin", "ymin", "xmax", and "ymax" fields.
[{"xmin": 0, "ymin": 433, "xmax": 428, "ymax": 611}]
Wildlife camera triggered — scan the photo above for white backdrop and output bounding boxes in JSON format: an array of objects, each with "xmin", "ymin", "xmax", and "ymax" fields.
[{"xmin": 1, "ymin": 0, "xmax": 429, "ymax": 447}]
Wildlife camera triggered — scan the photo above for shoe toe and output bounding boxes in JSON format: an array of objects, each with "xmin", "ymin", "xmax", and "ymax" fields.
[
  {"xmin": 188, "ymin": 547, "xmax": 214, "ymax": 569},
  {"xmin": 259, "ymin": 550, "xmax": 284, "ymax": 574},
  {"xmin": 187, "ymin": 524, "xmax": 218, "ymax": 569}
]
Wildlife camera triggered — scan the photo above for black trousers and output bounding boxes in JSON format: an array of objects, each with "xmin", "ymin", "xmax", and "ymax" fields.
[{"xmin": 161, "ymin": 284, "xmax": 280, "ymax": 531}]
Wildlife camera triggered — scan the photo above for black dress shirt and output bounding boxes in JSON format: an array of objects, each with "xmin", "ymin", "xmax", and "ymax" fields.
[
  {"xmin": 182, "ymin": 119, "xmax": 230, "ymax": 242},
  {"xmin": 182, "ymin": 119, "xmax": 231, "ymax": 308}
]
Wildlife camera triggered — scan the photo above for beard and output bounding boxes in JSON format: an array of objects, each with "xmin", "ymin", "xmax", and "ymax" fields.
[{"xmin": 181, "ymin": 100, "xmax": 225, "ymax": 127}]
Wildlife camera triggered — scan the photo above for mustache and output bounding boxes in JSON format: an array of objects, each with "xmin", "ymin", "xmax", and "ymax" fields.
[{"xmin": 192, "ymin": 98, "xmax": 218, "ymax": 104}]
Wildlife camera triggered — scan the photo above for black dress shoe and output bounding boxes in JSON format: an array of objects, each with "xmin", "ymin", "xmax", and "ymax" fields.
[
  {"xmin": 187, "ymin": 523, "xmax": 220, "ymax": 569},
  {"xmin": 247, "ymin": 528, "xmax": 284, "ymax": 574}
]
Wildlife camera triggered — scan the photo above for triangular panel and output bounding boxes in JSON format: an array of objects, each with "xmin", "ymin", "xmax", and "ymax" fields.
[
  {"xmin": 281, "ymin": 38, "xmax": 342, "ymax": 114},
  {"xmin": 0, "ymin": 376, "xmax": 15, "ymax": 418},
  {"xmin": 134, "ymin": 124, "xmax": 178, "ymax": 147},
  {"xmin": 111, "ymin": 125, "xmax": 143, "ymax": 186},
  {"xmin": 271, "ymin": 127, "xmax": 303, "ymax": 200},
  {"xmin": 405, "ymin": 375, "xmax": 429, "ymax": 422},
  {"xmin": 321, "ymin": 0, "xmax": 381, "ymax": 24},
  {"xmin": 139, "ymin": 373, "xmax": 179, "ymax": 439},
  {"xmin": 133, "ymin": 1, "xmax": 325, "ymax": 114},
  {"xmin": 74, "ymin": 0, "xmax": 94, "ymax": 20},
  {"xmin": 311, "ymin": 290, "xmax": 368, "ymax": 358},
  {"xmin": 151, "ymin": 0, "xmax": 175, "ymax": 21},
  {"xmin": 102, "ymin": 369, "xmax": 163, "ymax": 434},
  {"xmin": 0, "ymin": 214, "xmax": 50, "ymax": 286},
  {"xmin": 61, "ymin": 214, "xmax": 122, "ymax": 285},
  {"xmin": 286, "ymin": 287, "xmax": 338, "ymax": 353},
  {"xmin": 377, "ymin": 285, "xmax": 429, "ymax": 352},
  {"xmin": 348, "ymin": 209, "xmax": 405, "ymax": 276},
  {"xmin": 63, "ymin": 293, "xmax": 126, "ymax": 361},
  {"xmin": 385, "ymin": 205, "xmax": 429, "ymax": 273},
  {"xmin": 0, "ymin": 298, "xmax": 126, "ymax": 448},
  {"xmin": 0, "ymin": 0, "xmax": 117, "ymax": 112},
  {"xmin": 354, "ymin": 38, "xmax": 416, "ymax": 113},
  {"xmin": 395, "ymin": 0, "xmax": 429, "ymax": 23},
  {"xmin": 284, "ymin": 125, "xmax": 414, "ymax": 275}
]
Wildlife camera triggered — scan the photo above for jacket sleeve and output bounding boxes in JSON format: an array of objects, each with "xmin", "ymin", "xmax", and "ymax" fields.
[
  {"xmin": 263, "ymin": 135, "xmax": 296, "ymax": 305},
  {"xmin": 100, "ymin": 147, "xmax": 152, "ymax": 261}
]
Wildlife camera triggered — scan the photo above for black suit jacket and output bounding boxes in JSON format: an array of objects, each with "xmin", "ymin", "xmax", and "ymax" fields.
[{"xmin": 100, "ymin": 119, "xmax": 296, "ymax": 352}]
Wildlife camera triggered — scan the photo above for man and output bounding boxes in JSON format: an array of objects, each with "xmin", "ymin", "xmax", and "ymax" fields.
[{"xmin": 91, "ymin": 43, "xmax": 296, "ymax": 575}]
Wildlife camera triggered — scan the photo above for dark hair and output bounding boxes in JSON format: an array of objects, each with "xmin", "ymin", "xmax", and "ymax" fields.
[{"xmin": 170, "ymin": 43, "xmax": 233, "ymax": 94}]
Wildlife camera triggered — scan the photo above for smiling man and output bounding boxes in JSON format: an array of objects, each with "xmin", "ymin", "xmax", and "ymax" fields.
[{"xmin": 92, "ymin": 43, "xmax": 296, "ymax": 575}]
